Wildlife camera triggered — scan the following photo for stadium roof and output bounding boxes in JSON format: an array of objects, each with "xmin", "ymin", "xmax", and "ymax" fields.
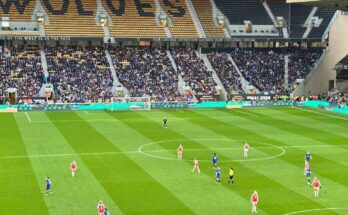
[{"xmin": 286, "ymin": 0, "xmax": 348, "ymax": 10}]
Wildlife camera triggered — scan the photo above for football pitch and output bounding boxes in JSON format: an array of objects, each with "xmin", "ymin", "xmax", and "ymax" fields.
[{"xmin": 1, "ymin": 107, "xmax": 348, "ymax": 215}]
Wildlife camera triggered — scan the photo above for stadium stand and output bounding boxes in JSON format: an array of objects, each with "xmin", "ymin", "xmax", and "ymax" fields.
[
  {"xmin": 214, "ymin": 0, "xmax": 273, "ymax": 25},
  {"xmin": 171, "ymin": 47, "xmax": 216, "ymax": 95},
  {"xmin": 191, "ymin": 0, "xmax": 225, "ymax": 38},
  {"xmin": 0, "ymin": 45, "xmax": 44, "ymax": 98},
  {"xmin": 308, "ymin": 8, "xmax": 336, "ymax": 39},
  {"xmin": 110, "ymin": 46, "xmax": 187, "ymax": 101},
  {"xmin": 46, "ymin": 45, "xmax": 113, "ymax": 103},
  {"xmin": 207, "ymin": 52, "xmax": 243, "ymax": 95},
  {"xmin": 232, "ymin": 48, "xmax": 286, "ymax": 93},
  {"xmin": 103, "ymin": 0, "xmax": 166, "ymax": 38},
  {"xmin": 0, "ymin": 0, "xmax": 35, "ymax": 21},
  {"xmin": 42, "ymin": 0, "xmax": 104, "ymax": 37},
  {"xmin": 160, "ymin": 0, "xmax": 198, "ymax": 38},
  {"xmin": 288, "ymin": 49, "xmax": 322, "ymax": 85}
]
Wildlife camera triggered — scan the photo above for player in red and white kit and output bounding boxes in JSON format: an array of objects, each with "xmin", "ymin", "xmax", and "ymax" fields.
[
  {"xmin": 177, "ymin": 144, "xmax": 183, "ymax": 160},
  {"xmin": 312, "ymin": 177, "xmax": 321, "ymax": 197},
  {"xmin": 244, "ymin": 142, "xmax": 249, "ymax": 158},
  {"xmin": 97, "ymin": 201, "xmax": 105, "ymax": 215},
  {"xmin": 70, "ymin": 160, "xmax": 77, "ymax": 177},
  {"xmin": 192, "ymin": 158, "xmax": 200, "ymax": 173},
  {"xmin": 250, "ymin": 191, "xmax": 259, "ymax": 213}
]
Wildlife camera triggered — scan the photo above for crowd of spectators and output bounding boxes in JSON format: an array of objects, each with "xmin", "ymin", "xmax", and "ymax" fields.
[
  {"xmin": 288, "ymin": 49, "xmax": 322, "ymax": 85},
  {"xmin": 207, "ymin": 52, "xmax": 243, "ymax": 96},
  {"xmin": 232, "ymin": 49, "xmax": 286, "ymax": 93},
  {"xmin": 111, "ymin": 46, "xmax": 190, "ymax": 102},
  {"xmin": 0, "ymin": 45, "xmax": 44, "ymax": 98},
  {"xmin": 46, "ymin": 45, "xmax": 113, "ymax": 103},
  {"xmin": 171, "ymin": 47, "xmax": 217, "ymax": 96}
]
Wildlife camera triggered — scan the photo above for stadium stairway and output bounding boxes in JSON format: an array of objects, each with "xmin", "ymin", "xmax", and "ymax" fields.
[
  {"xmin": 227, "ymin": 54, "xmax": 260, "ymax": 94},
  {"xmin": 263, "ymin": 1, "xmax": 278, "ymax": 27},
  {"xmin": 105, "ymin": 50, "xmax": 130, "ymax": 97},
  {"xmin": 191, "ymin": 0, "xmax": 226, "ymax": 38},
  {"xmin": 96, "ymin": 0, "xmax": 112, "ymax": 38},
  {"xmin": 39, "ymin": 49, "xmax": 48, "ymax": 78},
  {"xmin": 208, "ymin": 0, "xmax": 230, "ymax": 38},
  {"xmin": 199, "ymin": 52, "xmax": 228, "ymax": 100},
  {"xmin": 284, "ymin": 55, "xmax": 289, "ymax": 90},
  {"xmin": 186, "ymin": 0, "xmax": 206, "ymax": 38},
  {"xmin": 166, "ymin": 50, "xmax": 197, "ymax": 101},
  {"xmin": 154, "ymin": 0, "xmax": 172, "ymax": 38},
  {"xmin": 33, "ymin": 0, "xmax": 49, "ymax": 23},
  {"xmin": 302, "ymin": 7, "xmax": 318, "ymax": 39}
]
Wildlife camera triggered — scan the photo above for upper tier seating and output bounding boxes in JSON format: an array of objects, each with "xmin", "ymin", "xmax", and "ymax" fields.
[
  {"xmin": 308, "ymin": 8, "xmax": 336, "ymax": 39},
  {"xmin": 0, "ymin": 45, "xmax": 44, "ymax": 98},
  {"xmin": 46, "ymin": 46, "xmax": 113, "ymax": 103},
  {"xmin": 191, "ymin": 0, "xmax": 225, "ymax": 38},
  {"xmin": 0, "ymin": 0, "xmax": 35, "ymax": 21},
  {"xmin": 288, "ymin": 4, "xmax": 313, "ymax": 38},
  {"xmin": 214, "ymin": 0, "xmax": 273, "ymax": 25},
  {"xmin": 103, "ymin": 0, "xmax": 166, "ymax": 38},
  {"xmin": 42, "ymin": 0, "xmax": 104, "ymax": 37},
  {"xmin": 161, "ymin": 0, "xmax": 198, "ymax": 38}
]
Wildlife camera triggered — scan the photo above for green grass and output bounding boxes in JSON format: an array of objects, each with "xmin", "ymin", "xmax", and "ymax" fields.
[{"xmin": 1, "ymin": 107, "xmax": 348, "ymax": 215}]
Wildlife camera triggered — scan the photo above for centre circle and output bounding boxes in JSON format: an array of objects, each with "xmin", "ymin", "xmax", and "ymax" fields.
[{"xmin": 138, "ymin": 139, "xmax": 285, "ymax": 162}]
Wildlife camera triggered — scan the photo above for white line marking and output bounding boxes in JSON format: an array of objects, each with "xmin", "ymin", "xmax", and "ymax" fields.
[
  {"xmin": 176, "ymin": 109, "xmax": 184, "ymax": 113},
  {"xmin": 84, "ymin": 111, "xmax": 89, "ymax": 115},
  {"xmin": 293, "ymin": 107, "xmax": 348, "ymax": 121},
  {"xmin": 25, "ymin": 112, "xmax": 31, "ymax": 123},
  {"xmin": 27, "ymin": 116, "xmax": 240, "ymax": 123},
  {"xmin": 283, "ymin": 207, "xmax": 348, "ymax": 215},
  {"xmin": 138, "ymin": 139, "xmax": 285, "ymax": 162},
  {"xmin": 1, "ymin": 143, "xmax": 348, "ymax": 160}
]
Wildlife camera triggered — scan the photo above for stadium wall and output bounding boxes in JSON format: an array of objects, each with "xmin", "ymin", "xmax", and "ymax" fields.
[{"xmin": 303, "ymin": 13, "xmax": 348, "ymax": 95}]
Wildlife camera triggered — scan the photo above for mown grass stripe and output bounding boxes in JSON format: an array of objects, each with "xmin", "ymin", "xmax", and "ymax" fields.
[
  {"xmin": 46, "ymin": 112, "xmax": 194, "ymax": 215},
  {"xmin": 15, "ymin": 112, "xmax": 123, "ymax": 215},
  {"xmin": 77, "ymin": 112, "xmax": 253, "ymax": 215},
  {"xmin": 0, "ymin": 113, "xmax": 49, "ymax": 215},
  {"xmin": 166, "ymin": 110, "xmax": 338, "ymax": 212},
  {"xmin": 109, "ymin": 110, "xmax": 327, "ymax": 215},
  {"xmin": 234, "ymin": 108, "xmax": 348, "ymax": 186}
]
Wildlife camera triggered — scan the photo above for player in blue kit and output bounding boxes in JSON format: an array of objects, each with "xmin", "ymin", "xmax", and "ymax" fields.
[
  {"xmin": 212, "ymin": 153, "xmax": 218, "ymax": 169},
  {"xmin": 306, "ymin": 167, "xmax": 311, "ymax": 186},
  {"xmin": 305, "ymin": 151, "xmax": 312, "ymax": 162},
  {"xmin": 45, "ymin": 177, "xmax": 52, "ymax": 195},
  {"xmin": 216, "ymin": 167, "xmax": 221, "ymax": 184}
]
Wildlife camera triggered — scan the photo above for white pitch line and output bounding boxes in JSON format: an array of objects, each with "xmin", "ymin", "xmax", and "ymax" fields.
[
  {"xmin": 283, "ymin": 207, "xmax": 348, "ymax": 215},
  {"xmin": 1, "ymin": 144, "xmax": 348, "ymax": 160},
  {"xmin": 84, "ymin": 111, "xmax": 89, "ymax": 115},
  {"xmin": 293, "ymin": 107, "xmax": 348, "ymax": 121},
  {"xmin": 25, "ymin": 112, "xmax": 32, "ymax": 123}
]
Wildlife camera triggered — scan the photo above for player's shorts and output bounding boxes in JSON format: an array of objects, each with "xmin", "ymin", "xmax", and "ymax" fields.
[
  {"xmin": 71, "ymin": 168, "xmax": 76, "ymax": 171},
  {"xmin": 306, "ymin": 174, "xmax": 311, "ymax": 178},
  {"xmin": 314, "ymin": 186, "xmax": 320, "ymax": 191},
  {"xmin": 252, "ymin": 202, "xmax": 258, "ymax": 206},
  {"xmin": 244, "ymin": 149, "xmax": 249, "ymax": 152},
  {"xmin": 229, "ymin": 176, "xmax": 234, "ymax": 180},
  {"xmin": 216, "ymin": 177, "xmax": 221, "ymax": 180},
  {"xmin": 46, "ymin": 185, "xmax": 51, "ymax": 190}
]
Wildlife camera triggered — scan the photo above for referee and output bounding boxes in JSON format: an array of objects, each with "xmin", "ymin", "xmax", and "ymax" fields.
[{"xmin": 228, "ymin": 167, "xmax": 234, "ymax": 185}]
